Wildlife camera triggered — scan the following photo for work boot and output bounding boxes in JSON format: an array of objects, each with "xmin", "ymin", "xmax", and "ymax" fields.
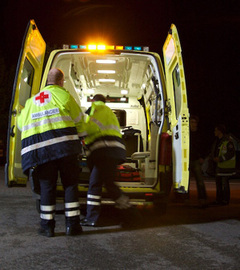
[
  {"xmin": 80, "ymin": 218, "xmax": 98, "ymax": 227},
  {"xmin": 38, "ymin": 227, "xmax": 54, "ymax": 237}
]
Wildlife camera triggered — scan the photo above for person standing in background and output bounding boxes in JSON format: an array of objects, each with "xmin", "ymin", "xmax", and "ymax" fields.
[
  {"xmin": 189, "ymin": 115, "xmax": 208, "ymax": 208},
  {"xmin": 212, "ymin": 124, "xmax": 236, "ymax": 205}
]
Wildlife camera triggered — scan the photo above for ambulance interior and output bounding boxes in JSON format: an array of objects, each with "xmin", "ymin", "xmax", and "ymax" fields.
[{"xmin": 50, "ymin": 51, "xmax": 165, "ymax": 188}]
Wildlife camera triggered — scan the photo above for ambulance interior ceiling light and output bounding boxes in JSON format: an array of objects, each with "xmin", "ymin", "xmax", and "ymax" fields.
[
  {"xmin": 121, "ymin": 89, "xmax": 128, "ymax": 95},
  {"xmin": 99, "ymin": 79, "xmax": 115, "ymax": 83},
  {"xmin": 97, "ymin": 70, "xmax": 116, "ymax": 74},
  {"xmin": 96, "ymin": 59, "xmax": 116, "ymax": 64}
]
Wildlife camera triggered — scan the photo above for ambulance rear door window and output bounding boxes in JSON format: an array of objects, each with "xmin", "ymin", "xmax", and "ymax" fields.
[
  {"xmin": 19, "ymin": 58, "xmax": 34, "ymax": 107},
  {"xmin": 172, "ymin": 64, "xmax": 181, "ymax": 120}
]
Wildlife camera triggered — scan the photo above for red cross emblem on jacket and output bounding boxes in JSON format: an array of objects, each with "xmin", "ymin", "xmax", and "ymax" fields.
[{"xmin": 34, "ymin": 91, "xmax": 52, "ymax": 106}]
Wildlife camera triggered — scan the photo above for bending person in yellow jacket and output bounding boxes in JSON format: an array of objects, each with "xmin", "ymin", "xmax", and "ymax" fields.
[{"xmin": 81, "ymin": 94, "xmax": 134, "ymax": 227}]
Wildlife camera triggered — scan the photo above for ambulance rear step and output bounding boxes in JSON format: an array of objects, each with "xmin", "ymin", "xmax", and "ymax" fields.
[{"xmin": 56, "ymin": 198, "xmax": 154, "ymax": 206}]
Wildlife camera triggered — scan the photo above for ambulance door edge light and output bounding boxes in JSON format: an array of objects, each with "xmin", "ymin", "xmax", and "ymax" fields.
[{"xmin": 70, "ymin": 45, "xmax": 78, "ymax": 49}]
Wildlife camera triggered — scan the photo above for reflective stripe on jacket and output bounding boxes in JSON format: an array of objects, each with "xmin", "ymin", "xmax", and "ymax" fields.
[
  {"xmin": 18, "ymin": 85, "xmax": 86, "ymax": 173},
  {"xmin": 84, "ymin": 101, "xmax": 122, "ymax": 145},
  {"xmin": 84, "ymin": 101, "xmax": 126, "ymax": 162}
]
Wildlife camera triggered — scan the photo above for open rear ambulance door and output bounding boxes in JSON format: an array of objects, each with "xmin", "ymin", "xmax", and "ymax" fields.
[
  {"xmin": 5, "ymin": 20, "xmax": 46, "ymax": 186},
  {"xmin": 163, "ymin": 24, "xmax": 189, "ymax": 193}
]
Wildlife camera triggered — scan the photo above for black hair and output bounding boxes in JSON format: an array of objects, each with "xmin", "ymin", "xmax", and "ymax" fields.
[{"xmin": 93, "ymin": 94, "xmax": 106, "ymax": 103}]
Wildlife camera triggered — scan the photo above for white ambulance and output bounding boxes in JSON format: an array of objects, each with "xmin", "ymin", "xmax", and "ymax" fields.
[{"xmin": 5, "ymin": 20, "xmax": 189, "ymax": 211}]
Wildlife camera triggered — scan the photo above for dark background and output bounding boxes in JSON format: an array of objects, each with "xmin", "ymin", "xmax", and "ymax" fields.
[{"xmin": 0, "ymin": 0, "xmax": 239, "ymax": 159}]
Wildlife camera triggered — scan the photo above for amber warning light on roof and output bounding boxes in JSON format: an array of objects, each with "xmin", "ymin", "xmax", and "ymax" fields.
[{"xmin": 62, "ymin": 44, "xmax": 149, "ymax": 52}]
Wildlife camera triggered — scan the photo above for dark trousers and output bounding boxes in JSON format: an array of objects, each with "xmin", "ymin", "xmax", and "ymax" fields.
[
  {"xmin": 86, "ymin": 157, "xmax": 122, "ymax": 222},
  {"xmin": 190, "ymin": 160, "xmax": 207, "ymax": 200},
  {"xmin": 37, "ymin": 155, "xmax": 80, "ymax": 229},
  {"xmin": 216, "ymin": 176, "xmax": 230, "ymax": 204}
]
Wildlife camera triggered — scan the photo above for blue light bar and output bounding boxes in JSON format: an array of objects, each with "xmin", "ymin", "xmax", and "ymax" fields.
[
  {"xmin": 63, "ymin": 44, "xmax": 148, "ymax": 51},
  {"xmin": 70, "ymin": 45, "xmax": 78, "ymax": 49}
]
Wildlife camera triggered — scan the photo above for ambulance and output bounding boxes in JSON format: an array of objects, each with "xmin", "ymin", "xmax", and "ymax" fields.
[{"xmin": 5, "ymin": 20, "xmax": 189, "ymax": 212}]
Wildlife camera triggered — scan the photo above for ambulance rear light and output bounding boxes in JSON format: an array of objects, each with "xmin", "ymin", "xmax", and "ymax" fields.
[
  {"xmin": 145, "ymin": 193, "xmax": 153, "ymax": 197},
  {"xmin": 63, "ymin": 44, "xmax": 149, "ymax": 52},
  {"xmin": 144, "ymin": 193, "xmax": 154, "ymax": 203}
]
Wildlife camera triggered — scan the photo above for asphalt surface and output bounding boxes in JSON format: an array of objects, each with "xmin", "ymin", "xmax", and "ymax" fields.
[{"xmin": 1, "ymin": 165, "xmax": 240, "ymax": 270}]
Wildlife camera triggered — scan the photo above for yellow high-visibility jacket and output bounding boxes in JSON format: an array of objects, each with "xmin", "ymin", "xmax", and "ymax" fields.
[
  {"xmin": 84, "ymin": 101, "xmax": 126, "ymax": 163},
  {"xmin": 217, "ymin": 138, "xmax": 236, "ymax": 175},
  {"xmin": 18, "ymin": 84, "xmax": 87, "ymax": 173}
]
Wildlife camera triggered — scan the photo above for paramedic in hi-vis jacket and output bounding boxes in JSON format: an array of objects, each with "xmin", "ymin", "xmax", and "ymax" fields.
[
  {"xmin": 18, "ymin": 68, "xmax": 86, "ymax": 237},
  {"xmin": 80, "ymin": 94, "xmax": 135, "ymax": 227},
  {"xmin": 212, "ymin": 124, "xmax": 236, "ymax": 205}
]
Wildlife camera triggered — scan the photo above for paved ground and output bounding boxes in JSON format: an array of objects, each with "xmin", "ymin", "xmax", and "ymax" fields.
[{"xmin": 1, "ymin": 166, "xmax": 240, "ymax": 270}]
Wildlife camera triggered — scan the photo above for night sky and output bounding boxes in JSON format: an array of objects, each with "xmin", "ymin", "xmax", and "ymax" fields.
[{"xmin": 0, "ymin": 0, "xmax": 239, "ymax": 147}]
